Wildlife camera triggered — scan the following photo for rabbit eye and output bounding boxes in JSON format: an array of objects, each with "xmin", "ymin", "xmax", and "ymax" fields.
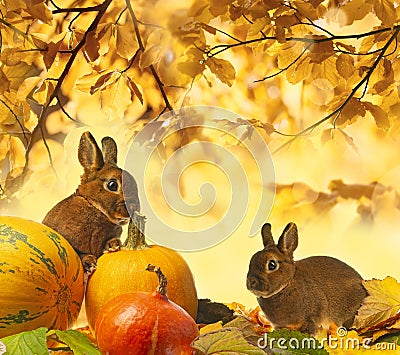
[
  {"xmin": 268, "ymin": 260, "xmax": 278, "ymax": 271},
  {"xmin": 106, "ymin": 179, "xmax": 119, "ymax": 192}
]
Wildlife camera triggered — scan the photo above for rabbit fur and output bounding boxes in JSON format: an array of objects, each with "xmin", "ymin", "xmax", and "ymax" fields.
[
  {"xmin": 43, "ymin": 131, "xmax": 140, "ymax": 273},
  {"xmin": 247, "ymin": 222, "xmax": 367, "ymax": 334}
]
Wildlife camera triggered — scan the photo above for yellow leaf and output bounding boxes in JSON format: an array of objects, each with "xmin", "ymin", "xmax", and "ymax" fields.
[
  {"xmin": 338, "ymin": 0, "xmax": 373, "ymax": 26},
  {"xmin": 199, "ymin": 322, "xmax": 223, "ymax": 335},
  {"xmin": 277, "ymin": 41, "xmax": 305, "ymax": 69},
  {"xmin": 3, "ymin": 62, "xmax": 40, "ymax": 90},
  {"xmin": 286, "ymin": 55, "xmax": 312, "ymax": 84},
  {"xmin": 205, "ymin": 57, "xmax": 236, "ymax": 87},
  {"xmin": 362, "ymin": 101, "xmax": 390, "ymax": 130},
  {"xmin": 26, "ymin": 0, "xmax": 52, "ymax": 25},
  {"xmin": 90, "ymin": 71, "xmax": 116, "ymax": 95},
  {"xmin": 84, "ymin": 31, "xmax": 100, "ymax": 63},
  {"xmin": 335, "ymin": 98, "xmax": 366, "ymax": 127},
  {"xmin": 9, "ymin": 136, "xmax": 26, "ymax": 178},
  {"xmin": 139, "ymin": 45, "xmax": 161, "ymax": 69},
  {"xmin": 354, "ymin": 277, "xmax": 400, "ymax": 330},
  {"xmin": 308, "ymin": 36, "xmax": 334, "ymax": 63},
  {"xmin": 97, "ymin": 23, "xmax": 113, "ymax": 57},
  {"xmin": 125, "ymin": 75, "xmax": 143, "ymax": 104},
  {"xmin": 0, "ymin": 68, "xmax": 10, "ymax": 94},
  {"xmin": 32, "ymin": 80, "xmax": 55, "ymax": 106},
  {"xmin": 0, "ymin": 135, "xmax": 10, "ymax": 162},
  {"xmin": 116, "ymin": 24, "xmax": 139, "ymax": 60},
  {"xmin": 99, "ymin": 73, "xmax": 132, "ymax": 120},
  {"xmin": 371, "ymin": 0, "xmax": 396, "ymax": 26},
  {"xmin": 293, "ymin": 0, "xmax": 319, "ymax": 20},
  {"xmin": 311, "ymin": 57, "xmax": 340, "ymax": 87},
  {"xmin": 336, "ymin": 53, "xmax": 355, "ymax": 80},
  {"xmin": 16, "ymin": 76, "xmax": 42, "ymax": 101}
]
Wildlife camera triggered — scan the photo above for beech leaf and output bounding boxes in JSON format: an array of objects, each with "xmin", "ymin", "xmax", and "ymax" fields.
[
  {"xmin": 354, "ymin": 277, "xmax": 400, "ymax": 330},
  {"xmin": 205, "ymin": 57, "xmax": 236, "ymax": 87},
  {"xmin": 336, "ymin": 53, "xmax": 354, "ymax": 80},
  {"xmin": 362, "ymin": 101, "xmax": 390, "ymax": 130}
]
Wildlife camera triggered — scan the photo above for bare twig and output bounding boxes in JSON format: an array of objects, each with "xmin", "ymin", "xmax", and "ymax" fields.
[{"xmin": 125, "ymin": 0, "xmax": 173, "ymax": 112}]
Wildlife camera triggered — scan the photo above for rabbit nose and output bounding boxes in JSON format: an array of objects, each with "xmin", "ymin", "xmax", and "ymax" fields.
[{"xmin": 247, "ymin": 276, "xmax": 259, "ymax": 290}]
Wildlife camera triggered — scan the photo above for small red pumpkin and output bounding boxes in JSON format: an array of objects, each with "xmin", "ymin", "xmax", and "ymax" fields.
[{"xmin": 95, "ymin": 264, "xmax": 199, "ymax": 355}]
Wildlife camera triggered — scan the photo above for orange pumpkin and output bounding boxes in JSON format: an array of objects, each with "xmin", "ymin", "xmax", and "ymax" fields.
[
  {"xmin": 0, "ymin": 216, "xmax": 84, "ymax": 337},
  {"xmin": 95, "ymin": 265, "xmax": 199, "ymax": 355},
  {"xmin": 85, "ymin": 212, "xmax": 198, "ymax": 331}
]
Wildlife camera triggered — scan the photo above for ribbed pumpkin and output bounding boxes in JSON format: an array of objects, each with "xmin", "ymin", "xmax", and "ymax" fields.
[
  {"xmin": 0, "ymin": 216, "xmax": 84, "ymax": 338},
  {"xmin": 85, "ymin": 212, "xmax": 198, "ymax": 331}
]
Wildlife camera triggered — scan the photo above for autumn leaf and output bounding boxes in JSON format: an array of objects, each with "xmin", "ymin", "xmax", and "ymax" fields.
[
  {"xmin": 99, "ymin": 73, "xmax": 132, "ymax": 120},
  {"xmin": 369, "ymin": 0, "xmax": 397, "ymax": 26},
  {"xmin": 116, "ymin": 24, "xmax": 139, "ymax": 60},
  {"xmin": 354, "ymin": 277, "xmax": 400, "ymax": 330},
  {"xmin": 337, "ymin": 0, "xmax": 373, "ymax": 26},
  {"xmin": 336, "ymin": 53, "xmax": 355, "ymax": 80},
  {"xmin": 362, "ymin": 101, "xmax": 390, "ymax": 130},
  {"xmin": 205, "ymin": 57, "xmax": 236, "ymax": 87},
  {"xmin": 191, "ymin": 327, "xmax": 266, "ymax": 355},
  {"xmin": 307, "ymin": 37, "xmax": 334, "ymax": 63},
  {"xmin": 335, "ymin": 98, "xmax": 366, "ymax": 127}
]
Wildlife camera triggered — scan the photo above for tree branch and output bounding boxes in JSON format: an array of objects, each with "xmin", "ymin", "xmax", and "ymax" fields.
[
  {"xmin": 125, "ymin": 0, "xmax": 173, "ymax": 112},
  {"xmin": 273, "ymin": 26, "xmax": 400, "ymax": 154},
  {"xmin": 206, "ymin": 26, "xmax": 395, "ymax": 58},
  {"xmin": 22, "ymin": 0, "xmax": 113, "ymax": 179}
]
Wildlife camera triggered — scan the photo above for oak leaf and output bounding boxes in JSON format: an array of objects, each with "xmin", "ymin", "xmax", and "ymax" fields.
[{"xmin": 354, "ymin": 277, "xmax": 400, "ymax": 330}]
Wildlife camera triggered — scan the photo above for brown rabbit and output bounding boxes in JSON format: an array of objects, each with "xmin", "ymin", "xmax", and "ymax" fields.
[
  {"xmin": 43, "ymin": 131, "xmax": 140, "ymax": 273},
  {"xmin": 247, "ymin": 222, "xmax": 367, "ymax": 335}
]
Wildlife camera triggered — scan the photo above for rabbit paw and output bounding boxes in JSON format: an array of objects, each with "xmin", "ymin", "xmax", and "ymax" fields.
[
  {"xmin": 104, "ymin": 237, "xmax": 122, "ymax": 253},
  {"xmin": 81, "ymin": 254, "xmax": 97, "ymax": 274}
]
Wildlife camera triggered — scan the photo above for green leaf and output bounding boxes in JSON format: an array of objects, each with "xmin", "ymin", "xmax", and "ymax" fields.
[
  {"xmin": 266, "ymin": 329, "xmax": 328, "ymax": 355},
  {"xmin": 0, "ymin": 327, "xmax": 48, "ymax": 355},
  {"xmin": 54, "ymin": 329, "xmax": 101, "ymax": 355},
  {"xmin": 191, "ymin": 327, "xmax": 266, "ymax": 354}
]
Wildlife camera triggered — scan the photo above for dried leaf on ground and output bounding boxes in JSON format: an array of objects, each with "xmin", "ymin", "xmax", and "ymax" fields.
[{"xmin": 354, "ymin": 277, "xmax": 400, "ymax": 330}]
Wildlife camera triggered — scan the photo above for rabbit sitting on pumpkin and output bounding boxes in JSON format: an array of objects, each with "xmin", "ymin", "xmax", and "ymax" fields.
[
  {"xmin": 43, "ymin": 131, "xmax": 140, "ymax": 273},
  {"xmin": 247, "ymin": 222, "xmax": 368, "ymax": 335}
]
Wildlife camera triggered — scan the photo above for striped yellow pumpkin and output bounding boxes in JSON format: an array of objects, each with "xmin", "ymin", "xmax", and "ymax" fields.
[{"xmin": 0, "ymin": 216, "xmax": 84, "ymax": 338}]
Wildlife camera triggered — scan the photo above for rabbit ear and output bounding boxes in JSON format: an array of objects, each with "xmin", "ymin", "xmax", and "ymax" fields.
[
  {"xmin": 261, "ymin": 223, "xmax": 275, "ymax": 248},
  {"xmin": 101, "ymin": 136, "xmax": 118, "ymax": 165},
  {"xmin": 78, "ymin": 132, "xmax": 104, "ymax": 175},
  {"xmin": 277, "ymin": 222, "xmax": 298, "ymax": 260}
]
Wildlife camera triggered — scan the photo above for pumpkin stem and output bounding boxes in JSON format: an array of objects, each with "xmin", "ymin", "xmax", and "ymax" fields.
[
  {"xmin": 146, "ymin": 264, "xmax": 168, "ymax": 296},
  {"xmin": 123, "ymin": 211, "xmax": 148, "ymax": 250}
]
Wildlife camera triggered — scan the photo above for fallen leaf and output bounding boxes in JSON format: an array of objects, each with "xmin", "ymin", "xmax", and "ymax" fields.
[
  {"xmin": 354, "ymin": 277, "xmax": 400, "ymax": 330},
  {"xmin": 191, "ymin": 327, "xmax": 266, "ymax": 355}
]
